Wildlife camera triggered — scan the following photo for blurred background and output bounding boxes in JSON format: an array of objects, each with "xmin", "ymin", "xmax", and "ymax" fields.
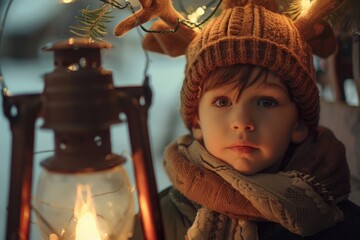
[{"xmin": 1, "ymin": 0, "xmax": 359, "ymax": 239}]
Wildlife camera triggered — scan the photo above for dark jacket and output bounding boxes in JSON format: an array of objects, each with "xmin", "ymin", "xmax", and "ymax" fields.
[{"xmin": 131, "ymin": 187, "xmax": 360, "ymax": 240}]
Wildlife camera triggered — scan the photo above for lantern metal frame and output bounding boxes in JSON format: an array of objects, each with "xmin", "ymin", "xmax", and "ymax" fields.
[{"xmin": 2, "ymin": 38, "xmax": 164, "ymax": 240}]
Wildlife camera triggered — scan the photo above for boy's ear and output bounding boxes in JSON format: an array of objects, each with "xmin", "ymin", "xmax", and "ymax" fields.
[
  {"xmin": 291, "ymin": 121, "xmax": 309, "ymax": 144},
  {"xmin": 191, "ymin": 116, "xmax": 203, "ymax": 141}
]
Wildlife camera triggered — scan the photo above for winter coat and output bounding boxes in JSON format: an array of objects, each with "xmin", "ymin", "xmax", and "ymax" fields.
[
  {"xmin": 131, "ymin": 127, "xmax": 360, "ymax": 239},
  {"xmin": 130, "ymin": 187, "xmax": 360, "ymax": 240}
]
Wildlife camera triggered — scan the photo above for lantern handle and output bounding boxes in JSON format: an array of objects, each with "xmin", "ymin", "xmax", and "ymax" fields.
[
  {"xmin": 116, "ymin": 85, "xmax": 165, "ymax": 240},
  {"xmin": 4, "ymin": 94, "xmax": 42, "ymax": 240}
]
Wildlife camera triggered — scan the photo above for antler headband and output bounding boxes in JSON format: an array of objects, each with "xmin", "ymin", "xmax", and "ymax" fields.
[{"xmin": 113, "ymin": 0, "xmax": 346, "ymax": 57}]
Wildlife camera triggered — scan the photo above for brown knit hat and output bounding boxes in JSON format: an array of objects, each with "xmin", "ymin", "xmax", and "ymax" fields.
[{"xmin": 180, "ymin": 2, "xmax": 319, "ymax": 132}]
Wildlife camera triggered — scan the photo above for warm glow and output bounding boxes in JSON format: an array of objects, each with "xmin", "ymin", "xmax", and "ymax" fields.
[
  {"xmin": 301, "ymin": 0, "xmax": 311, "ymax": 12},
  {"xmin": 196, "ymin": 7, "xmax": 206, "ymax": 16},
  {"xmin": 76, "ymin": 212, "xmax": 101, "ymax": 240},
  {"xmin": 187, "ymin": 6, "xmax": 206, "ymax": 24},
  {"xmin": 68, "ymin": 37, "xmax": 75, "ymax": 45},
  {"xmin": 74, "ymin": 185, "xmax": 102, "ymax": 240},
  {"xmin": 67, "ymin": 64, "xmax": 80, "ymax": 71},
  {"xmin": 60, "ymin": 0, "xmax": 75, "ymax": 3}
]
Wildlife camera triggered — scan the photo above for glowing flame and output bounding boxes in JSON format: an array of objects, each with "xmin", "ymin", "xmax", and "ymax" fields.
[{"xmin": 74, "ymin": 184, "xmax": 102, "ymax": 240}]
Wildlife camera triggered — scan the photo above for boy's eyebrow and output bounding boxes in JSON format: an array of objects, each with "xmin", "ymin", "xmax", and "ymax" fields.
[{"xmin": 261, "ymin": 81, "xmax": 289, "ymax": 95}]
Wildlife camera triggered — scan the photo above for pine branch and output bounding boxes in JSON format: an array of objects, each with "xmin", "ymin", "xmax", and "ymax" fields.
[
  {"xmin": 69, "ymin": 0, "xmax": 134, "ymax": 40},
  {"xmin": 70, "ymin": 1, "xmax": 124, "ymax": 40},
  {"xmin": 282, "ymin": 0, "xmax": 304, "ymax": 20}
]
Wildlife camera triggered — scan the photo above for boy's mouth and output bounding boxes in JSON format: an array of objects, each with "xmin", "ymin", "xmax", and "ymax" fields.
[{"xmin": 227, "ymin": 145, "xmax": 258, "ymax": 154}]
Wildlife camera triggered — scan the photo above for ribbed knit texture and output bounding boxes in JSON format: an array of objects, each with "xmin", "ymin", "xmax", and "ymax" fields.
[{"xmin": 180, "ymin": 3, "xmax": 319, "ymax": 132}]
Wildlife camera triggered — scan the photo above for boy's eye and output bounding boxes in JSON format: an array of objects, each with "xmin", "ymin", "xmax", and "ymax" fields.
[
  {"xmin": 214, "ymin": 97, "xmax": 231, "ymax": 107},
  {"xmin": 257, "ymin": 97, "xmax": 278, "ymax": 108}
]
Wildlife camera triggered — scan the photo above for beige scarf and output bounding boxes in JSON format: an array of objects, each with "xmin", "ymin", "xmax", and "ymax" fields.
[{"xmin": 164, "ymin": 127, "xmax": 350, "ymax": 239}]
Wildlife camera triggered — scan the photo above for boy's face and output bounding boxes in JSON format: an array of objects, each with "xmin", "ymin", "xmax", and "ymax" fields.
[{"xmin": 194, "ymin": 70, "xmax": 308, "ymax": 175}]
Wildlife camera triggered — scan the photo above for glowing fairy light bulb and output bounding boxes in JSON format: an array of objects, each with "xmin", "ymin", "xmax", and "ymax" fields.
[
  {"xmin": 187, "ymin": 6, "xmax": 206, "ymax": 24},
  {"xmin": 196, "ymin": 6, "xmax": 206, "ymax": 16}
]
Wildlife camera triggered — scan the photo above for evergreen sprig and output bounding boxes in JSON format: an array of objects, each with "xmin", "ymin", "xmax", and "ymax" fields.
[
  {"xmin": 283, "ymin": 0, "xmax": 303, "ymax": 20},
  {"xmin": 69, "ymin": 3, "xmax": 114, "ymax": 40},
  {"xmin": 69, "ymin": 0, "xmax": 133, "ymax": 40}
]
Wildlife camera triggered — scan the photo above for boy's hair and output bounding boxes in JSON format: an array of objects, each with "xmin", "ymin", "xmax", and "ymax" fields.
[
  {"xmin": 202, "ymin": 65, "xmax": 277, "ymax": 101},
  {"xmin": 180, "ymin": 3, "xmax": 319, "ymax": 132}
]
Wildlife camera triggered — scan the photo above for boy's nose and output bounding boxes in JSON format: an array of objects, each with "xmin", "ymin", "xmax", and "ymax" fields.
[
  {"xmin": 230, "ymin": 108, "xmax": 255, "ymax": 132},
  {"xmin": 231, "ymin": 121, "xmax": 255, "ymax": 132}
]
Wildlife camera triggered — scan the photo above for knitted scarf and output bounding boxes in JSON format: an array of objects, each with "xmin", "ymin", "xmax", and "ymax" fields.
[{"xmin": 163, "ymin": 127, "xmax": 350, "ymax": 239}]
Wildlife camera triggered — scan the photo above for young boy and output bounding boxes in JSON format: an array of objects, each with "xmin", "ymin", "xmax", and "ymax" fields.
[
  {"xmin": 131, "ymin": 1, "xmax": 359, "ymax": 240},
  {"xmin": 163, "ymin": 64, "xmax": 349, "ymax": 239}
]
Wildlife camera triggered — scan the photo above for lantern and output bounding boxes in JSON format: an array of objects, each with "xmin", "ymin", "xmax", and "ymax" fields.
[{"xmin": 3, "ymin": 37, "xmax": 164, "ymax": 240}]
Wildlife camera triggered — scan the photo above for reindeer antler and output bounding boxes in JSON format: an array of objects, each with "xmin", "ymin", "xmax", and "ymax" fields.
[
  {"xmin": 292, "ymin": 0, "xmax": 346, "ymax": 58},
  {"xmin": 113, "ymin": 0, "xmax": 201, "ymax": 56},
  {"xmin": 113, "ymin": 0, "xmax": 185, "ymax": 37},
  {"xmin": 294, "ymin": 0, "xmax": 345, "ymax": 40}
]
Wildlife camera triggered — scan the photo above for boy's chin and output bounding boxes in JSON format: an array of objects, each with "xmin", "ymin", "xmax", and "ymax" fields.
[{"xmin": 261, "ymin": 161, "xmax": 284, "ymax": 174}]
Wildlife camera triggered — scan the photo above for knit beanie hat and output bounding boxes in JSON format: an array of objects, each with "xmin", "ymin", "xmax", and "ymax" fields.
[{"xmin": 180, "ymin": 2, "xmax": 319, "ymax": 132}]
